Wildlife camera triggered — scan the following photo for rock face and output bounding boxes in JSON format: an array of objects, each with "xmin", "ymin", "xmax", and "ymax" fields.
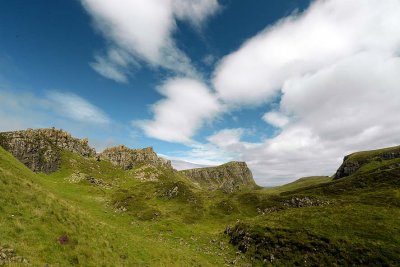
[
  {"xmin": 0, "ymin": 245, "xmax": 28, "ymax": 265},
  {"xmin": 180, "ymin": 161, "xmax": 257, "ymax": 193},
  {"xmin": 0, "ymin": 128, "xmax": 95, "ymax": 173},
  {"xmin": 99, "ymin": 145, "xmax": 172, "ymax": 170},
  {"xmin": 334, "ymin": 145, "xmax": 400, "ymax": 179}
]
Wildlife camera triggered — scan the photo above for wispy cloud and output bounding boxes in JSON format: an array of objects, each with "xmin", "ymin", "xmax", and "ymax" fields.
[
  {"xmin": 46, "ymin": 91, "xmax": 111, "ymax": 125},
  {"xmin": 0, "ymin": 89, "xmax": 111, "ymax": 133},
  {"xmin": 81, "ymin": 0, "xmax": 220, "ymax": 82}
]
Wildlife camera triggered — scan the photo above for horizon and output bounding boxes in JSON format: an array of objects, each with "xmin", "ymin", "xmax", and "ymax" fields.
[{"xmin": 1, "ymin": 0, "xmax": 400, "ymax": 186}]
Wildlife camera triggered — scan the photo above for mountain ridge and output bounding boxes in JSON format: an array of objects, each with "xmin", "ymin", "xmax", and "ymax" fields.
[
  {"xmin": 0, "ymin": 128, "xmax": 257, "ymax": 191},
  {"xmin": 0, "ymin": 127, "xmax": 399, "ymax": 265}
]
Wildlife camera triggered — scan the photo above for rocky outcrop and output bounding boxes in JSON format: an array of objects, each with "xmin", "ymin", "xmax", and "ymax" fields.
[
  {"xmin": 99, "ymin": 145, "xmax": 172, "ymax": 171},
  {"xmin": 0, "ymin": 128, "xmax": 95, "ymax": 173},
  {"xmin": 0, "ymin": 245, "xmax": 28, "ymax": 265},
  {"xmin": 334, "ymin": 146, "xmax": 400, "ymax": 179},
  {"xmin": 65, "ymin": 171, "xmax": 112, "ymax": 189},
  {"xmin": 257, "ymin": 197, "xmax": 332, "ymax": 215},
  {"xmin": 180, "ymin": 161, "xmax": 257, "ymax": 193}
]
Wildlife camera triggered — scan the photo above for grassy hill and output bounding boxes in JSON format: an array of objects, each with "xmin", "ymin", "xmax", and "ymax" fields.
[
  {"xmin": 0, "ymin": 147, "xmax": 247, "ymax": 266},
  {"xmin": 1, "ymin": 131, "xmax": 400, "ymax": 266}
]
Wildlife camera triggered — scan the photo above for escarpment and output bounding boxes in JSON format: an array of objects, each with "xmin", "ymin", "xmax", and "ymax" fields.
[
  {"xmin": 0, "ymin": 128, "xmax": 95, "ymax": 173},
  {"xmin": 99, "ymin": 145, "xmax": 172, "ymax": 170},
  {"xmin": 334, "ymin": 145, "xmax": 400, "ymax": 179},
  {"xmin": 180, "ymin": 161, "xmax": 257, "ymax": 193}
]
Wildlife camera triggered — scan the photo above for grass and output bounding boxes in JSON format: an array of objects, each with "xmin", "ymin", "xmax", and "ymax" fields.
[
  {"xmin": 346, "ymin": 145, "xmax": 400, "ymax": 162},
  {"xmin": 1, "ymin": 144, "xmax": 400, "ymax": 266}
]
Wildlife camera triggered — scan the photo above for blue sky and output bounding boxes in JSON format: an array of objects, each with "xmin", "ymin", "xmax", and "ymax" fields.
[{"xmin": 1, "ymin": 0, "xmax": 400, "ymax": 186}]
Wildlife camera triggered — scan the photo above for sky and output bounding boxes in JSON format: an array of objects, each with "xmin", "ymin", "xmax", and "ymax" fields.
[{"xmin": 1, "ymin": 0, "xmax": 400, "ymax": 186}]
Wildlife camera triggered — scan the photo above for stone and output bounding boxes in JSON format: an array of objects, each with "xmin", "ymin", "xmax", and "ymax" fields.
[
  {"xmin": 99, "ymin": 145, "xmax": 172, "ymax": 170},
  {"xmin": 65, "ymin": 172, "xmax": 112, "ymax": 189},
  {"xmin": 180, "ymin": 161, "xmax": 257, "ymax": 193},
  {"xmin": 0, "ymin": 245, "xmax": 27, "ymax": 265},
  {"xmin": 0, "ymin": 128, "xmax": 95, "ymax": 173}
]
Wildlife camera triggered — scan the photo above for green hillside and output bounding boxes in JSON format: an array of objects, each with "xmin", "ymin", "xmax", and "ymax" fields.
[
  {"xmin": 0, "ymin": 147, "xmax": 247, "ymax": 266},
  {"xmin": 1, "ymin": 130, "xmax": 400, "ymax": 266}
]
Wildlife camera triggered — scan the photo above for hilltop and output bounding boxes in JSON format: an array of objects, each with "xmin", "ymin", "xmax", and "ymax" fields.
[
  {"xmin": 180, "ymin": 161, "xmax": 257, "ymax": 193},
  {"xmin": 0, "ymin": 128, "xmax": 399, "ymax": 266}
]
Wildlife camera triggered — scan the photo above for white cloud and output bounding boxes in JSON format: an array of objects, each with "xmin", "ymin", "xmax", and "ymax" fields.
[
  {"xmin": 134, "ymin": 78, "xmax": 222, "ymax": 144},
  {"xmin": 47, "ymin": 91, "xmax": 110, "ymax": 125},
  {"xmin": 158, "ymin": 154, "xmax": 212, "ymax": 170},
  {"xmin": 262, "ymin": 112, "xmax": 290, "ymax": 128},
  {"xmin": 90, "ymin": 55, "xmax": 128, "ymax": 83},
  {"xmin": 133, "ymin": 0, "xmax": 400, "ymax": 186},
  {"xmin": 81, "ymin": 0, "xmax": 220, "ymax": 81},
  {"xmin": 213, "ymin": 0, "xmax": 400, "ymax": 106},
  {"xmin": 173, "ymin": 0, "xmax": 221, "ymax": 28},
  {"xmin": 89, "ymin": 48, "xmax": 141, "ymax": 83},
  {"xmin": 207, "ymin": 52, "xmax": 400, "ymax": 186},
  {"xmin": 167, "ymin": 0, "xmax": 400, "ymax": 186},
  {"xmin": 207, "ymin": 128, "xmax": 244, "ymax": 148}
]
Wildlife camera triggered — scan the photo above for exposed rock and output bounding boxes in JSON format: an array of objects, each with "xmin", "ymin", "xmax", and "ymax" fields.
[
  {"xmin": 0, "ymin": 245, "xmax": 28, "ymax": 265},
  {"xmin": 65, "ymin": 171, "xmax": 112, "ymax": 189},
  {"xmin": 334, "ymin": 145, "xmax": 400, "ymax": 179},
  {"xmin": 257, "ymin": 197, "xmax": 332, "ymax": 215},
  {"xmin": 130, "ymin": 164, "xmax": 163, "ymax": 181},
  {"xmin": 0, "ymin": 128, "xmax": 95, "ymax": 173},
  {"xmin": 99, "ymin": 145, "xmax": 173, "ymax": 175},
  {"xmin": 180, "ymin": 161, "xmax": 257, "ymax": 193}
]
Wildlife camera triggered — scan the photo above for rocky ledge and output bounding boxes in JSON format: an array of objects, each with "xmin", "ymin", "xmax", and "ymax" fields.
[
  {"xmin": 0, "ymin": 128, "xmax": 95, "ymax": 173},
  {"xmin": 180, "ymin": 161, "xmax": 257, "ymax": 193},
  {"xmin": 99, "ymin": 145, "xmax": 172, "ymax": 171},
  {"xmin": 334, "ymin": 145, "xmax": 400, "ymax": 179},
  {"xmin": 0, "ymin": 246, "xmax": 28, "ymax": 265}
]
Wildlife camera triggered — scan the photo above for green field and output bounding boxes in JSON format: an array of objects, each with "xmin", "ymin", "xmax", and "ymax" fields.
[{"xmin": 1, "ymin": 145, "xmax": 400, "ymax": 266}]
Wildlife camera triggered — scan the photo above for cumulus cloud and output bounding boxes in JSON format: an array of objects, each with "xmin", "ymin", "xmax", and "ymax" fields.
[
  {"xmin": 133, "ymin": 0, "xmax": 400, "ymax": 186},
  {"xmin": 167, "ymin": 0, "xmax": 400, "ymax": 186},
  {"xmin": 213, "ymin": 0, "xmax": 400, "ymax": 106},
  {"xmin": 81, "ymin": 0, "xmax": 220, "ymax": 81},
  {"xmin": 134, "ymin": 78, "xmax": 222, "ymax": 144}
]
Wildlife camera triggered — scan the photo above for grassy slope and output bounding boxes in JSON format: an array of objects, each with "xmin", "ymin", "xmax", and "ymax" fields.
[
  {"xmin": 1, "ymin": 145, "xmax": 400, "ymax": 266},
  {"xmin": 261, "ymin": 176, "xmax": 332, "ymax": 194},
  {"xmin": 228, "ymin": 159, "xmax": 400, "ymax": 265},
  {"xmin": 0, "ymin": 147, "xmax": 250, "ymax": 266},
  {"xmin": 346, "ymin": 145, "xmax": 400, "ymax": 162}
]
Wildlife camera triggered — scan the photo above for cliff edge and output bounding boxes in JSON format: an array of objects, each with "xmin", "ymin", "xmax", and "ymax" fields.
[
  {"xmin": 0, "ymin": 128, "xmax": 95, "ymax": 173},
  {"xmin": 180, "ymin": 161, "xmax": 257, "ymax": 193}
]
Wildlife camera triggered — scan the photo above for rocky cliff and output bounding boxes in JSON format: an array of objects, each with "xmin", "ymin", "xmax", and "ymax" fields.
[
  {"xmin": 99, "ymin": 145, "xmax": 172, "ymax": 170},
  {"xmin": 334, "ymin": 145, "xmax": 400, "ymax": 179},
  {"xmin": 180, "ymin": 161, "xmax": 257, "ymax": 193},
  {"xmin": 0, "ymin": 128, "xmax": 95, "ymax": 173}
]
